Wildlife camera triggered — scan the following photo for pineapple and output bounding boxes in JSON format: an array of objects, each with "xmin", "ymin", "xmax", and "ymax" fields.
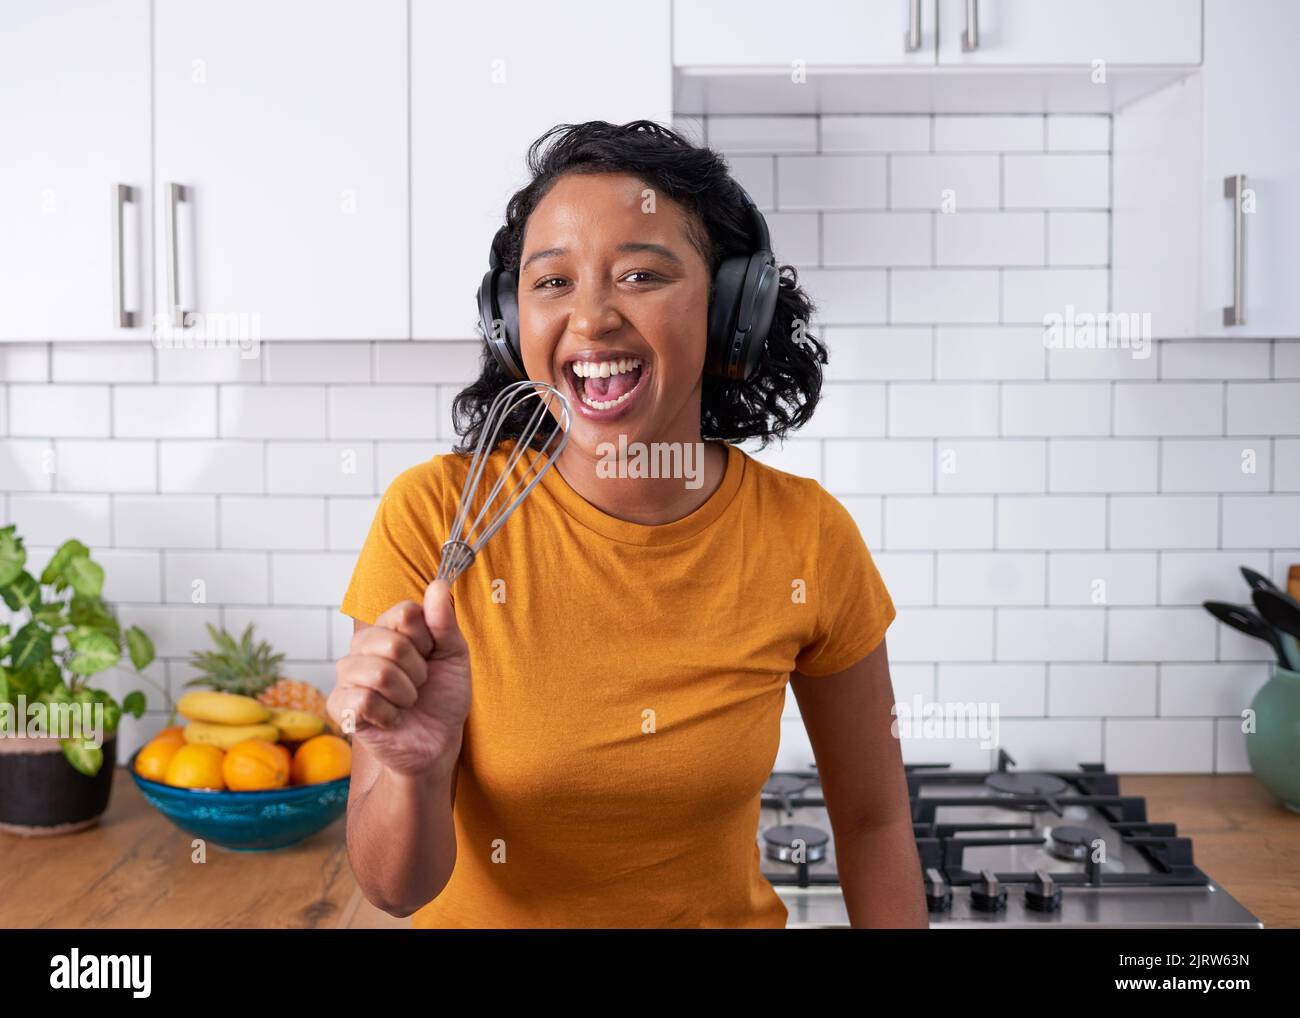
[{"xmin": 186, "ymin": 623, "xmax": 339, "ymax": 734}]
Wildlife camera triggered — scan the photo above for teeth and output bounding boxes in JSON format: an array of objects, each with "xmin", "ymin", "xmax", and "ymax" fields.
[
  {"xmin": 572, "ymin": 357, "xmax": 642, "ymax": 378},
  {"xmin": 580, "ymin": 387, "xmax": 637, "ymax": 411}
]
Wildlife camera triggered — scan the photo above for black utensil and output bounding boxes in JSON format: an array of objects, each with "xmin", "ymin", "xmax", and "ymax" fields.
[
  {"xmin": 1241, "ymin": 565, "xmax": 1279, "ymax": 592},
  {"xmin": 1252, "ymin": 589, "xmax": 1300, "ymax": 666},
  {"xmin": 1240, "ymin": 567, "xmax": 1300, "ymax": 668},
  {"xmin": 1202, "ymin": 600, "xmax": 1291, "ymax": 666}
]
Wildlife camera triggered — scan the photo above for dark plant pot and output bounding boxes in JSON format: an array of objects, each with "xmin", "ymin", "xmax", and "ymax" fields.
[{"xmin": 0, "ymin": 734, "xmax": 117, "ymax": 836}]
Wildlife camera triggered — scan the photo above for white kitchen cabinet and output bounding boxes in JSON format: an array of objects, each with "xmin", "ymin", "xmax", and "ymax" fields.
[
  {"xmin": 412, "ymin": 0, "xmax": 673, "ymax": 340},
  {"xmin": 937, "ymin": 0, "xmax": 1201, "ymax": 66},
  {"xmin": 0, "ymin": 0, "xmax": 151, "ymax": 341},
  {"xmin": 673, "ymin": 0, "xmax": 937, "ymax": 67},
  {"xmin": 1114, "ymin": 0, "xmax": 1300, "ymax": 339},
  {"xmin": 153, "ymin": 0, "xmax": 408, "ymax": 341}
]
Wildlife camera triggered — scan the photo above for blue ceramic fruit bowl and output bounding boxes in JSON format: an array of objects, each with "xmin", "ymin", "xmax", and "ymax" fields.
[{"xmin": 127, "ymin": 747, "xmax": 349, "ymax": 851}]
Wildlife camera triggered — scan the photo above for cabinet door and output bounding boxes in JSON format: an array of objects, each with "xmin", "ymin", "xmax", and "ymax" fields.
[
  {"xmin": 412, "ymin": 0, "xmax": 672, "ymax": 340},
  {"xmin": 673, "ymin": 0, "xmax": 936, "ymax": 67},
  {"xmin": 938, "ymin": 0, "xmax": 1201, "ymax": 66},
  {"xmin": 153, "ymin": 0, "xmax": 407, "ymax": 341},
  {"xmin": 0, "ymin": 0, "xmax": 150, "ymax": 341},
  {"xmin": 1198, "ymin": 0, "xmax": 1300, "ymax": 337}
]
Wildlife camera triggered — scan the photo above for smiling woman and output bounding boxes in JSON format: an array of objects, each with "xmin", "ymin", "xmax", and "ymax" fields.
[{"xmin": 331, "ymin": 121, "xmax": 922, "ymax": 929}]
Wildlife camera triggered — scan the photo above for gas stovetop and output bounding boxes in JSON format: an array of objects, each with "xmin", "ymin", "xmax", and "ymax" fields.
[{"xmin": 758, "ymin": 749, "xmax": 1263, "ymax": 929}]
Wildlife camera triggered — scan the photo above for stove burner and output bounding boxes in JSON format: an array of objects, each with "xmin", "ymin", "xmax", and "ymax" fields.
[
  {"xmin": 985, "ymin": 771, "xmax": 1069, "ymax": 810},
  {"xmin": 761, "ymin": 774, "xmax": 810, "ymax": 799},
  {"xmin": 1046, "ymin": 825, "xmax": 1104, "ymax": 862},
  {"xmin": 763, "ymin": 823, "xmax": 828, "ymax": 865}
]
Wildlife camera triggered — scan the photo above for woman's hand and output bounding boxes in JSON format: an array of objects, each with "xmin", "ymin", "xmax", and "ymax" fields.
[{"xmin": 328, "ymin": 578, "xmax": 471, "ymax": 778}]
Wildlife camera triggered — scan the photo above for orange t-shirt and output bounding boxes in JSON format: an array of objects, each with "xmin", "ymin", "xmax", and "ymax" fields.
[{"xmin": 339, "ymin": 438, "xmax": 895, "ymax": 928}]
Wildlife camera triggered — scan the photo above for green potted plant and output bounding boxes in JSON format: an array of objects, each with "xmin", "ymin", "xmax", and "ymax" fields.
[{"xmin": 0, "ymin": 526, "xmax": 160, "ymax": 835}]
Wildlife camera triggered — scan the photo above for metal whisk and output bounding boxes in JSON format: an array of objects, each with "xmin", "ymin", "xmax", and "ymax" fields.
[{"xmin": 436, "ymin": 379, "xmax": 571, "ymax": 585}]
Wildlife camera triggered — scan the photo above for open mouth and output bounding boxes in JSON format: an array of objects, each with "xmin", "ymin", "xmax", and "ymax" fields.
[{"xmin": 564, "ymin": 356, "xmax": 649, "ymax": 417}]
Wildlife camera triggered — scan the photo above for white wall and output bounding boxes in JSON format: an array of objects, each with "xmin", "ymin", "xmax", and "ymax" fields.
[{"xmin": 3, "ymin": 112, "xmax": 1298, "ymax": 774}]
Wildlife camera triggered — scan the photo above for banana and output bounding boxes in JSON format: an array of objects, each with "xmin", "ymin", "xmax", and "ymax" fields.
[
  {"xmin": 177, "ymin": 691, "xmax": 272, "ymax": 726},
  {"xmin": 269, "ymin": 709, "xmax": 326, "ymax": 742},
  {"xmin": 184, "ymin": 720, "xmax": 281, "ymax": 751}
]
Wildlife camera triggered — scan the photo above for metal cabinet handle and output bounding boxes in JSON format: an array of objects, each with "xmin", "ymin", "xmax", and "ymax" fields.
[
  {"xmin": 904, "ymin": 0, "xmax": 922, "ymax": 51},
  {"xmin": 962, "ymin": 0, "xmax": 980, "ymax": 51},
  {"xmin": 164, "ymin": 181, "xmax": 191, "ymax": 328},
  {"xmin": 1223, "ymin": 174, "xmax": 1246, "ymax": 326},
  {"xmin": 112, "ymin": 183, "xmax": 135, "ymax": 328}
]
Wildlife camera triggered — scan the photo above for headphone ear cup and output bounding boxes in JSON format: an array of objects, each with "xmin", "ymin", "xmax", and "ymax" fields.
[
  {"xmin": 706, "ymin": 255, "xmax": 750, "ymax": 378},
  {"xmin": 478, "ymin": 266, "xmax": 525, "ymax": 380},
  {"xmin": 740, "ymin": 259, "xmax": 781, "ymax": 380}
]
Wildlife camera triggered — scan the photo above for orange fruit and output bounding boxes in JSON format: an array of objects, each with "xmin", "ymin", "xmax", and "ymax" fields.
[
  {"xmin": 222, "ymin": 738, "xmax": 291, "ymax": 791},
  {"xmin": 291, "ymin": 734, "xmax": 352, "ymax": 786},
  {"xmin": 156, "ymin": 725, "xmax": 186, "ymax": 743},
  {"xmin": 163, "ymin": 743, "xmax": 226, "ymax": 790},
  {"xmin": 134, "ymin": 734, "xmax": 184, "ymax": 782}
]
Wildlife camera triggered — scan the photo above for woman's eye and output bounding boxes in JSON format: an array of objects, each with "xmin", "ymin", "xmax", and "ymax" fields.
[
  {"xmin": 623, "ymin": 270, "xmax": 660, "ymax": 284},
  {"xmin": 534, "ymin": 276, "xmax": 566, "ymax": 289}
]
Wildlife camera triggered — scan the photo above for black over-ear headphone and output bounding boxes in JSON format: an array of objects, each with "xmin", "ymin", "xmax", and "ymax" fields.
[{"xmin": 476, "ymin": 184, "xmax": 781, "ymax": 383}]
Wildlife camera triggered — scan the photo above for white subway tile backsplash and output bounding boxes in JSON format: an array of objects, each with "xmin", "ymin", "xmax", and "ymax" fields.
[
  {"xmin": 51, "ymin": 343, "xmax": 152, "ymax": 382},
  {"xmin": 221, "ymin": 386, "xmax": 326, "ymax": 438},
  {"xmin": 0, "ymin": 439, "xmax": 55, "ymax": 491},
  {"xmin": 936, "ymin": 440, "xmax": 1046, "ymax": 493},
  {"xmin": 1277, "ymin": 439, "xmax": 1300, "ymax": 491},
  {"xmin": 377, "ymin": 441, "xmax": 450, "ymax": 490},
  {"xmin": 164, "ymin": 551, "xmax": 269, "ymax": 604},
  {"xmin": 1161, "ymin": 341, "xmax": 1270, "ymax": 380},
  {"xmin": 94, "ymin": 549, "xmax": 163, "ymax": 603},
  {"xmin": 1158, "ymin": 550, "xmax": 1271, "ymax": 606},
  {"xmin": 1226, "ymin": 382, "xmax": 1300, "ymax": 434},
  {"xmin": 890, "ymin": 382, "xmax": 998, "ymax": 436},
  {"xmin": 53, "ymin": 440, "xmax": 156, "ymax": 492},
  {"xmin": 114, "ymin": 385, "xmax": 217, "ymax": 438},
  {"xmin": 7, "ymin": 494, "xmax": 110, "ymax": 547},
  {"xmin": 224, "ymin": 606, "xmax": 330, "ymax": 661},
  {"xmin": 884, "ymin": 497, "xmax": 995, "ymax": 550},
  {"xmin": 1049, "ymin": 664, "xmax": 1156, "ymax": 716},
  {"xmin": 934, "ymin": 116, "xmax": 1043, "ymax": 152},
  {"xmin": 890, "ymin": 155, "xmax": 999, "ymax": 209},
  {"xmin": 871, "ymin": 552, "xmax": 934, "ymax": 606},
  {"xmin": 327, "ymin": 496, "xmax": 381, "ymax": 551},
  {"xmin": 936, "ymin": 211, "xmax": 1044, "ymax": 266},
  {"xmin": 1159, "ymin": 663, "xmax": 1270, "ymax": 717},
  {"xmin": 0, "ymin": 345, "xmax": 49, "ymax": 381},
  {"xmin": 890, "ymin": 269, "xmax": 999, "ymax": 324},
  {"xmin": 797, "ymin": 383, "xmax": 887, "ymax": 437},
  {"xmin": 267, "ymin": 442, "xmax": 376, "ymax": 495},
  {"xmin": 1046, "ymin": 212, "xmax": 1109, "ymax": 266},
  {"xmin": 160, "ymin": 441, "xmax": 264, "ymax": 494},
  {"xmin": 116, "ymin": 605, "xmax": 221, "ymax": 658},
  {"xmin": 114, "ymin": 495, "xmax": 217, "ymax": 549},
  {"xmin": 264, "ymin": 342, "xmax": 370, "ymax": 383},
  {"xmin": 776, "ymin": 155, "xmax": 886, "ymax": 210},
  {"xmin": 1003, "ymin": 154, "xmax": 1109, "ymax": 208},
  {"xmin": 837, "ymin": 495, "xmax": 882, "ymax": 548},
  {"xmin": 1047, "ymin": 552, "xmax": 1157, "ymax": 606},
  {"xmin": 1002, "ymin": 268, "xmax": 1108, "ymax": 324},
  {"xmin": 220, "ymin": 496, "xmax": 326, "ymax": 550},
  {"xmin": 329, "ymin": 386, "xmax": 441, "ymax": 440},
  {"xmin": 935, "ymin": 327, "xmax": 1045, "ymax": 380},
  {"xmin": 1109, "ymin": 496, "xmax": 1219, "ymax": 550},
  {"xmin": 1276, "ymin": 342, "xmax": 1300, "ymax": 378},
  {"xmin": 373, "ymin": 342, "xmax": 481, "ymax": 384},
  {"xmin": 820, "ymin": 115, "xmax": 929, "ymax": 153},
  {"xmin": 888, "ymin": 608, "xmax": 995, "ymax": 661},
  {"xmin": 1048, "ymin": 439, "xmax": 1158, "ymax": 493},
  {"xmin": 997, "ymin": 608, "xmax": 1105, "ymax": 661},
  {"xmin": 937, "ymin": 663, "xmax": 1046, "ymax": 715},
  {"xmin": 1047, "ymin": 344, "xmax": 1157, "ymax": 381},
  {"xmin": 996, "ymin": 496, "xmax": 1107, "ymax": 550},
  {"xmin": 1105, "ymin": 720, "xmax": 1215, "ymax": 772},
  {"xmin": 709, "ymin": 116, "xmax": 817, "ymax": 153},
  {"xmin": 825, "ymin": 439, "xmax": 933, "ymax": 494},
  {"xmin": 797, "ymin": 269, "xmax": 886, "ymax": 323},
  {"xmin": 821, "ymin": 327, "xmax": 932, "ymax": 381},
  {"xmin": 1114, "ymin": 383, "xmax": 1222, "ymax": 436},
  {"xmin": 1003, "ymin": 384, "xmax": 1110, "ymax": 436},
  {"xmin": 822, "ymin": 212, "xmax": 931, "ymax": 266},
  {"xmin": 1161, "ymin": 439, "xmax": 1270, "ymax": 493},
  {"xmin": 9, "ymin": 385, "xmax": 110, "ymax": 437},
  {"xmin": 936, "ymin": 552, "xmax": 1045, "ymax": 605},
  {"xmin": 1045, "ymin": 116, "xmax": 1109, "ymax": 152},
  {"xmin": 765, "ymin": 213, "xmax": 820, "ymax": 265},
  {"xmin": 1221, "ymin": 495, "xmax": 1300, "ymax": 548},
  {"xmin": 270, "ymin": 552, "xmax": 358, "ymax": 606}
]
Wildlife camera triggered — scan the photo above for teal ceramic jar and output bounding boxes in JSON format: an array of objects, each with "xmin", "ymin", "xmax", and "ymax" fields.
[{"xmin": 1245, "ymin": 666, "xmax": 1300, "ymax": 811}]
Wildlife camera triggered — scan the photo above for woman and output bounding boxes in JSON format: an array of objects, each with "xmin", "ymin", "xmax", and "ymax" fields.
[{"xmin": 330, "ymin": 120, "xmax": 926, "ymax": 929}]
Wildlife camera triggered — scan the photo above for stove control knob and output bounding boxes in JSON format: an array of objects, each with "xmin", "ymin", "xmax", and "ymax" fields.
[
  {"xmin": 924, "ymin": 867, "xmax": 952, "ymax": 913},
  {"xmin": 970, "ymin": 869, "xmax": 1007, "ymax": 913},
  {"xmin": 1025, "ymin": 869, "xmax": 1063, "ymax": 913}
]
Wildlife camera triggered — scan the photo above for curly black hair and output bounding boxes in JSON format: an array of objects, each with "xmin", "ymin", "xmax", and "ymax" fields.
[{"xmin": 450, "ymin": 120, "xmax": 828, "ymax": 455}]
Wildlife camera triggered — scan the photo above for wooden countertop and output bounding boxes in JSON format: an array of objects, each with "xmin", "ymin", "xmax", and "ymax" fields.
[{"xmin": 1, "ymin": 768, "xmax": 1295, "ymax": 928}]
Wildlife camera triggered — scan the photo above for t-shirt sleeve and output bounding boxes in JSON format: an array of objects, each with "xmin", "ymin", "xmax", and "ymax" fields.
[
  {"xmin": 793, "ymin": 485, "xmax": 896, "ymax": 677},
  {"xmin": 339, "ymin": 459, "xmax": 446, "ymax": 625}
]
